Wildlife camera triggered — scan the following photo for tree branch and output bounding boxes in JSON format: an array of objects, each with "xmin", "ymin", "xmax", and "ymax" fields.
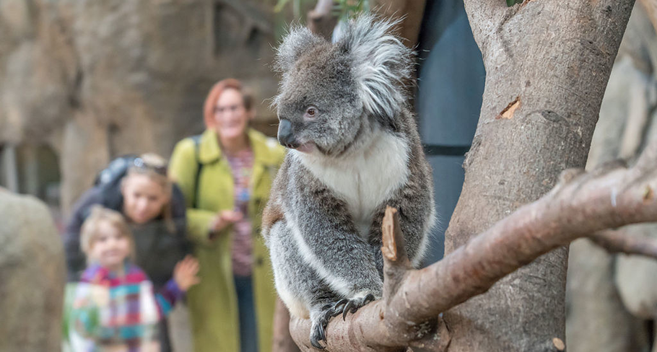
[
  {"xmin": 307, "ymin": 0, "xmax": 337, "ymax": 41},
  {"xmin": 589, "ymin": 229, "xmax": 657, "ymax": 258},
  {"xmin": 288, "ymin": 139, "xmax": 657, "ymax": 351}
]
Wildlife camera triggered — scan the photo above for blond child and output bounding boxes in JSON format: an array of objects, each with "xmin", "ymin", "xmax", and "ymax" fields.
[{"xmin": 70, "ymin": 206, "xmax": 199, "ymax": 351}]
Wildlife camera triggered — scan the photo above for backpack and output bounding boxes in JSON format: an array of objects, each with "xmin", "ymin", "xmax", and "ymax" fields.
[
  {"xmin": 189, "ymin": 134, "xmax": 204, "ymax": 209},
  {"xmin": 94, "ymin": 155, "xmax": 139, "ymax": 190},
  {"xmin": 94, "ymin": 134, "xmax": 203, "ymax": 206}
]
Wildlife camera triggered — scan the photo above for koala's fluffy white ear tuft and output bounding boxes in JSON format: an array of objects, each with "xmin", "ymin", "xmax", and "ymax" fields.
[
  {"xmin": 275, "ymin": 25, "xmax": 325, "ymax": 73},
  {"xmin": 336, "ymin": 15, "xmax": 414, "ymax": 130}
]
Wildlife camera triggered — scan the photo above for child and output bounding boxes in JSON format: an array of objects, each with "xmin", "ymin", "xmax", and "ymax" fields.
[{"xmin": 70, "ymin": 206, "xmax": 199, "ymax": 352}]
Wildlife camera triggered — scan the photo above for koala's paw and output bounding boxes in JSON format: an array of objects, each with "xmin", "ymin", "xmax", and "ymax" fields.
[
  {"xmin": 333, "ymin": 293, "xmax": 376, "ymax": 321},
  {"xmin": 309, "ymin": 305, "xmax": 340, "ymax": 349}
]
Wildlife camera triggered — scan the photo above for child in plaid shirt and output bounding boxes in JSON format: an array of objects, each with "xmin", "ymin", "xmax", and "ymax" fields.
[{"xmin": 70, "ymin": 206, "xmax": 199, "ymax": 352}]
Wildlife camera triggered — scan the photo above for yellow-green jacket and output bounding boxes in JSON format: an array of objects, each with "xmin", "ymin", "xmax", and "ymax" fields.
[{"xmin": 169, "ymin": 128, "xmax": 285, "ymax": 352}]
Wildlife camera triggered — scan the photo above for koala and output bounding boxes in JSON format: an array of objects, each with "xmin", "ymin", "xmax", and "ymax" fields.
[{"xmin": 262, "ymin": 15, "xmax": 436, "ymax": 349}]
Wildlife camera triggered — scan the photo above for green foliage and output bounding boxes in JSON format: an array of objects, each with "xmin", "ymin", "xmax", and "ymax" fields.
[
  {"xmin": 506, "ymin": 0, "xmax": 523, "ymax": 6},
  {"xmin": 274, "ymin": 0, "xmax": 370, "ymax": 21},
  {"xmin": 274, "ymin": 0, "xmax": 310, "ymax": 18},
  {"xmin": 334, "ymin": 0, "xmax": 370, "ymax": 19}
]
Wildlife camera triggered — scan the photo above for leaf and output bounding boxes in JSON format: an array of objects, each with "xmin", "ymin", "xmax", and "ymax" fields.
[{"xmin": 274, "ymin": 0, "xmax": 291, "ymax": 13}]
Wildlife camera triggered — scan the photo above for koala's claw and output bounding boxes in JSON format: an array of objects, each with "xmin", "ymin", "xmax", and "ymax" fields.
[
  {"xmin": 334, "ymin": 293, "xmax": 376, "ymax": 321},
  {"xmin": 310, "ymin": 327, "xmax": 326, "ymax": 350},
  {"xmin": 310, "ymin": 305, "xmax": 339, "ymax": 349},
  {"xmin": 309, "ymin": 295, "xmax": 376, "ymax": 348}
]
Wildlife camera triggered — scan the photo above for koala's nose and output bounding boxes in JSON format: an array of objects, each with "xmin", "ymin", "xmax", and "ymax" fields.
[{"xmin": 277, "ymin": 119, "xmax": 299, "ymax": 149}]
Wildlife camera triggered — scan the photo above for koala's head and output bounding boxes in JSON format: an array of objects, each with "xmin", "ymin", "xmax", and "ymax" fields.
[{"xmin": 273, "ymin": 15, "xmax": 413, "ymax": 157}]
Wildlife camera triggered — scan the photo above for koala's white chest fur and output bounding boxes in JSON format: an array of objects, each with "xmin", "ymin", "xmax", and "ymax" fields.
[{"xmin": 296, "ymin": 132, "xmax": 410, "ymax": 238}]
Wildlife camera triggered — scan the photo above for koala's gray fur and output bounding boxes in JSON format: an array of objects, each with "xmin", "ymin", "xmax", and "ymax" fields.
[{"xmin": 262, "ymin": 15, "xmax": 435, "ymax": 349}]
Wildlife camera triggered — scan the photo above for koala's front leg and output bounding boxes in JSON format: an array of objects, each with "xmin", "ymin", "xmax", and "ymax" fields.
[
  {"xmin": 367, "ymin": 180, "xmax": 435, "ymax": 271},
  {"xmin": 288, "ymin": 184, "xmax": 384, "ymax": 305}
]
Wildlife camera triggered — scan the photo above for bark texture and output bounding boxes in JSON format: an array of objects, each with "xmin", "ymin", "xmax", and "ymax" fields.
[{"xmin": 445, "ymin": 1, "xmax": 635, "ymax": 351}]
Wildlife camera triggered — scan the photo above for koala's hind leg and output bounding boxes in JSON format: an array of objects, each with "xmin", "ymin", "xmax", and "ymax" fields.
[
  {"xmin": 269, "ymin": 221, "xmax": 313, "ymax": 319},
  {"xmin": 269, "ymin": 221, "xmax": 344, "ymax": 349}
]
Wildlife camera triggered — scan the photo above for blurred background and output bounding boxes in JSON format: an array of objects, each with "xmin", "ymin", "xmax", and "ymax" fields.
[
  {"xmin": 2, "ymin": 0, "xmax": 657, "ymax": 351},
  {"xmin": 0, "ymin": 0, "xmax": 484, "ymax": 267}
]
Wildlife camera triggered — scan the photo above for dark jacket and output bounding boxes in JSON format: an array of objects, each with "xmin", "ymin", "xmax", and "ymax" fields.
[{"xmin": 64, "ymin": 181, "xmax": 190, "ymax": 288}]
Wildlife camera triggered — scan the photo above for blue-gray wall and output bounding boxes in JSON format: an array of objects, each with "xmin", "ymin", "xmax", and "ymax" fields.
[{"xmin": 416, "ymin": 0, "xmax": 485, "ymax": 264}]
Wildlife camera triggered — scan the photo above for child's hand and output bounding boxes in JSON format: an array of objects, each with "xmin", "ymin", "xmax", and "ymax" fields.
[{"xmin": 174, "ymin": 255, "xmax": 201, "ymax": 291}]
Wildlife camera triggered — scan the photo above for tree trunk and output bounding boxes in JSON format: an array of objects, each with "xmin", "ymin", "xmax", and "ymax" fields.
[
  {"xmin": 444, "ymin": 1, "xmax": 635, "ymax": 351},
  {"xmin": 372, "ymin": 0, "xmax": 427, "ymax": 48}
]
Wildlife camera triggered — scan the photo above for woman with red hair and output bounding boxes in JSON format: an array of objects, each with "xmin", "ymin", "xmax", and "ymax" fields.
[{"xmin": 169, "ymin": 79, "xmax": 285, "ymax": 352}]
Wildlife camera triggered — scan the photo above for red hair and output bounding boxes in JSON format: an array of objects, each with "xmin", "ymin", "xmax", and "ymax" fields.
[{"xmin": 203, "ymin": 78, "xmax": 253, "ymax": 128}]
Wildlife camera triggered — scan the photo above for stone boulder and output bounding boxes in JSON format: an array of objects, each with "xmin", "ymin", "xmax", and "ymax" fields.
[{"xmin": 0, "ymin": 190, "xmax": 65, "ymax": 352}]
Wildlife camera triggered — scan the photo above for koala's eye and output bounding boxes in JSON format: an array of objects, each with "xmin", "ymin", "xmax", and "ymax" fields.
[{"xmin": 304, "ymin": 106, "xmax": 318, "ymax": 119}]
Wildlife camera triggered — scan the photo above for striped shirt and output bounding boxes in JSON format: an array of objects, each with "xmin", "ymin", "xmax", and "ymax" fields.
[{"xmin": 225, "ymin": 148, "xmax": 254, "ymax": 277}]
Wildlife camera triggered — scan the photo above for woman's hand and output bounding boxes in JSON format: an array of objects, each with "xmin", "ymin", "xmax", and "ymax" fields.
[
  {"xmin": 208, "ymin": 210, "xmax": 243, "ymax": 236},
  {"xmin": 173, "ymin": 255, "xmax": 201, "ymax": 291}
]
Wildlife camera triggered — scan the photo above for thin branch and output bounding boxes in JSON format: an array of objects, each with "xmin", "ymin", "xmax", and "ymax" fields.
[
  {"xmin": 589, "ymin": 229, "xmax": 657, "ymax": 258},
  {"xmin": 287, "ymin": 139, "xmax": 657, "ymax": 352},
  {"xmin": 273, "ymin": 298, "xmax": 300, "ymax": 352},
  {"xmin": 307, "ymin": 0, "xmax": 338, "ymax": 41}
]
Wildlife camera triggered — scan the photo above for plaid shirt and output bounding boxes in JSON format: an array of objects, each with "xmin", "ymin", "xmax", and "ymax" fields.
[{"xmin": 71, "ymin": 262, "xmax": 183, "ymax": 351}]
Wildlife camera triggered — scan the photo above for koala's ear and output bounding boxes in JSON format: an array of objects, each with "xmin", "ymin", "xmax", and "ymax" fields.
[
  {"xmin": 337, "ymin": 15, "xmax": 414, "ymax": 131},
  {"xmin": 275, "ymin": 25, "xmax": 325, "ymax": 73}
]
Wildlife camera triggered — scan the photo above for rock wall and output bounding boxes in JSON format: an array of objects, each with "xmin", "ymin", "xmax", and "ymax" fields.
[{"xmin": 0, "ymin": 0, "xmax": 284, "ymax": 214}]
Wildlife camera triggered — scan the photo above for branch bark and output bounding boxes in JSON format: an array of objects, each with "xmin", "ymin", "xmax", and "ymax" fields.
[
  {"xmin": 286, "ymin": 138, "xmax": 657, "ymax": 351},
  {"xmin": 589, "ymin": 229, "xmax": 657, "ymax": 258}
]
